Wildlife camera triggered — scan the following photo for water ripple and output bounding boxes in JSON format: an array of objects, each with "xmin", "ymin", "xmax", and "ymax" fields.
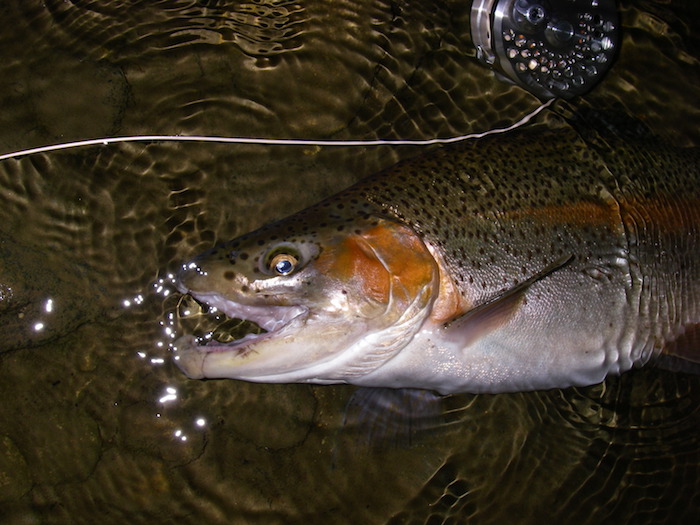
[{"xmin": 38, "ymin": 0, "xmax": 307, "ymax": 59}]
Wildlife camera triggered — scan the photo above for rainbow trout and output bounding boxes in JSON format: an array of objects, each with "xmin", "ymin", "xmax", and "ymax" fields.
[{"xmin": 173, "ymin": 118, "xmax": 700, "ymax": 394}]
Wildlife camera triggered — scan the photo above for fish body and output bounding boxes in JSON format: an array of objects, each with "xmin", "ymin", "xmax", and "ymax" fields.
[{"xmin": 174, "ymin": 120, "xmax": 700, "ymax": 394}]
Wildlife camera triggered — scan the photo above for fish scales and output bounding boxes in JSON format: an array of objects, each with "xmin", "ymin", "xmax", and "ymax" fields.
[{"xmin": 174, "ymin": 123, "xmax": 700, "ymax": 394}]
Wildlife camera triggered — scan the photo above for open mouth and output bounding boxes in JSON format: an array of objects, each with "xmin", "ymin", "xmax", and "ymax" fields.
[{"xmin": 174, "ymin": 292, "xmax": 308, "ymax": 354}]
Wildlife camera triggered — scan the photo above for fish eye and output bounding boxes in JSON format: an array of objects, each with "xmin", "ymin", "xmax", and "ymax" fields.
[
  {"xmin": 269, "ymin": 253, "xmax": 298, "ymax": 276},
  {"xmin": 260, "ymin": 242, "xmax": 317, "ymax": 277}
]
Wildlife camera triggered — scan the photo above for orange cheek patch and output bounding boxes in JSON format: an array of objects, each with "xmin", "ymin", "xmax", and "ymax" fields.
[
  {"xmin": 316, "ymin": 220, "xmax": 438, "ymax": 307},
  {"xmin": 343, "ymin": 235, "xmax": 392, "ymax": 304},
  {"xmin": 360, "ymin": 223, "xmax": 436, "ymax": 301},
  {"xmin": 316, "ymin": 234, "xmax": 391, "ymax": 304}
]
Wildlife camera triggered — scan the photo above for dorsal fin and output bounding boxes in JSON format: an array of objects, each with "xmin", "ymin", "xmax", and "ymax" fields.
[{"xmin": 442, "ymin": 255, "xmax": 574, "ymax": 345}]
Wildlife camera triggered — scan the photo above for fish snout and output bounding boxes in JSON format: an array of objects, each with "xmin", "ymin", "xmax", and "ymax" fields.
[
  {"xmin": 176, "ymin": 245, "xmax": 258, "ymax": 299},
  {"xmin": 175, "ymin": 252, "xmax": 214, "ymax": 294}
]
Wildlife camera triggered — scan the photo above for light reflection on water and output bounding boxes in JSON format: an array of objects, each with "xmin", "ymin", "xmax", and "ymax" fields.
[{"xmin": 0, "ymin": 0, "xmax": 698, "ymax": 523}]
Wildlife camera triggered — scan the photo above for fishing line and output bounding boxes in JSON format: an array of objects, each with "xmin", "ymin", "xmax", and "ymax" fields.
[{"xmin": 0, "ymin": 99, "xmax": 554, "ymax": 162}]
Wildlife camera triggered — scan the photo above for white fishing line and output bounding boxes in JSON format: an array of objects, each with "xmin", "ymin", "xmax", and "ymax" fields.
[{"xmin": 0, "ymin": 99, "xmax": 554, "ymax": 161}]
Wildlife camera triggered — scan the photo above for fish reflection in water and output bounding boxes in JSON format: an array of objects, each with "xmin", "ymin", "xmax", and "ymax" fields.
[{"xmin": 173, "ymin": 110, "xmax": 700, "ymax": 399}]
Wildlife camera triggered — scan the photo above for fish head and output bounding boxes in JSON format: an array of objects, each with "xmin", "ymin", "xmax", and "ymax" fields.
[{"xmin": 173, "ymin": 205, "xmax": 440, "ymax": 385}]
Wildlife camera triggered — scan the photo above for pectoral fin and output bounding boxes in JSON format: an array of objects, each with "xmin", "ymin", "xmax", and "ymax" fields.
[
  {"xmin": 341, "ymin": 387, "xmax": 445, "ymax": 449},
  {"xmin": 442, "ymin": 255, "xmax": 574, "ymax": 345}
]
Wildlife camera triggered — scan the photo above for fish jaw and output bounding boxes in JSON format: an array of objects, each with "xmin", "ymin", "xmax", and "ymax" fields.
[
  {"xmin": 172, "ymin": 304, "xmax": 315, "ymax": 381},
  {"xmin": 172, "ymin": 305, "xmax": 382, "ymax": 382}
]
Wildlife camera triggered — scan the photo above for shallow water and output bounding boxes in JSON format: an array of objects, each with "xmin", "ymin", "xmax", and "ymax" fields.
[{"xmin": 0, "ymin": 1, "xmax": 698, "ymax": 523}]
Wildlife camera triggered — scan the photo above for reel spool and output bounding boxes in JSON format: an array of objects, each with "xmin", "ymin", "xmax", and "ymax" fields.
[{"xmin": 471, "ymin": 0, "xmax": 619, "ymax": 99}]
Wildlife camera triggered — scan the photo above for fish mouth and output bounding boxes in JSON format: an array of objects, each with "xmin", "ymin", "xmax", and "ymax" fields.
[
  {"xmin": 189, "ymin": 291, "xmax": 307, "ymax": 335},
  {"xmin": 172, "ymin": 291, "xmax": 308, "ymax": 378}
]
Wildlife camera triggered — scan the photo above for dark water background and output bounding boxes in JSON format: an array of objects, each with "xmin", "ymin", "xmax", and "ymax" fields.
[{"xmin": 0, "ymin": 1, "xmax": 698, "ymax": 523}]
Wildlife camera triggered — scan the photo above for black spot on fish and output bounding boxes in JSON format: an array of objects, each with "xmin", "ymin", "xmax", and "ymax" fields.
[{"xmin": 224, "ymin": 271, "xmax": 236, "ymax": 280}]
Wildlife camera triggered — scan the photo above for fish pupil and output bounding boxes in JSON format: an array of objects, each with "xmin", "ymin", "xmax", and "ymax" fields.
[
  {"xmin": 276, "ymin": 259, "xmax": 293, "ymax": 274},
  {"xmin": 270, "ymin": 253, "xmax": 298, "ymax": 276}
]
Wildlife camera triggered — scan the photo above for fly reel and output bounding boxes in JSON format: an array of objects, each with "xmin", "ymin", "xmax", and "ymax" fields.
[{"xmin": 471, "ymin": 0, "xmax": 619, "ymax": 99}]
